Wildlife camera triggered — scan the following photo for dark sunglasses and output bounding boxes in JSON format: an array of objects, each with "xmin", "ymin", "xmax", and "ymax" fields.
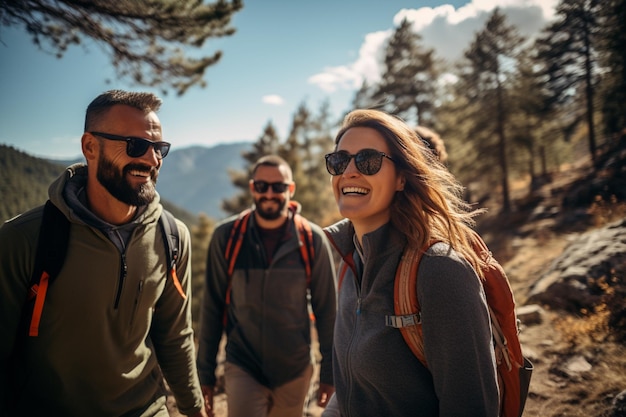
[
  {"xmin": 252, "ymin": 180, "xmax": 291, "ymax": 193},
  {"xmin": 325, "ymin": 148, "xmax": 394, "ymax": 176},
  {"xmin": 90, "ymin": 132, "xmax": 171, "ymax": 159}
]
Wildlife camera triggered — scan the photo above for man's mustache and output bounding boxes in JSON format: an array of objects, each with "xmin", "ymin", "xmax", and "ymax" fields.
[{"xmin": 258, "ymin": 197, "xmax": 281, "ymax": 204}]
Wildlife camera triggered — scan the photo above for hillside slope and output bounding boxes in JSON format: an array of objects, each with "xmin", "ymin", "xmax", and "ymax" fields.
[{"xmin": 476, "ymin": 139, "xmax": 626, "ymax": 417}]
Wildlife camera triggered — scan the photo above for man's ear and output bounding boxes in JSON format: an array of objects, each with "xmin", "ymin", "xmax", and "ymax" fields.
[
  {"xmin": 288, "ymin": 182, "xmax": 296, "ymax": 198},
  {"xmin": 82, "ymin": 133, "xmax": 98, "ymax": 161}
]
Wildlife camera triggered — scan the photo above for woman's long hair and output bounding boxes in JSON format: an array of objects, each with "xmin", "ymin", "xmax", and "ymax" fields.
[{"xmin": 334, "ymin": 109, "xmax": 485, "ymax": 273}]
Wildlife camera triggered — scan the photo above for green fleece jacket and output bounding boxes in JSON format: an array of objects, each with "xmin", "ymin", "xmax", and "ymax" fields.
[{"xmin": 0, "ymin": 164, "xmax": 203, "ymax": 416}]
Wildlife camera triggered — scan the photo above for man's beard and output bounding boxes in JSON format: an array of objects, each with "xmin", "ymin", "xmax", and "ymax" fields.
[
  {"xmin": 97, "ymin": 154, "xmax": 158, "ymax": 206},
  {"xmin": 255, "ymin": 196, "xmax": 287, "ymax": 220}
]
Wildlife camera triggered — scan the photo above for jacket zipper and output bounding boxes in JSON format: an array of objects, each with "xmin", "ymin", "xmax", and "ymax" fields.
[
  {"xmin": 114, "ymin": 251, "xmax": 127, "ymax": 309},
  {"xmin": 131, "ymin": 279, "xmax": 144, "ymax": 325},
  {"xmin": 345, "ymin": 268, "xmax": 362, "ymax": 417}
]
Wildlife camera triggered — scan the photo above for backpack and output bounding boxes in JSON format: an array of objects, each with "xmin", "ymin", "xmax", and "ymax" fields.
[
  {"xmin": 223, "ymin": 202, "xmax": 315, "ymax": 323},
  {"xmin": 24, "ymin": 200, "xmax": 186, "ymax": 337},
  {"xmin": 338, "ymin": 230, "xmax": 533, "ymax": 417}
]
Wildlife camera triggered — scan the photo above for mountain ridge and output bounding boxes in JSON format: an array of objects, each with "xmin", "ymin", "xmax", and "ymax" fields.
[{"xmin": 0, "ymin": 141, "xmax": 252, "ymax": 223}]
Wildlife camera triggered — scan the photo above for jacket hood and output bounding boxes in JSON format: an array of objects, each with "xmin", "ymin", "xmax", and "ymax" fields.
[{"xmin": 47, "ymin": 163, "xmax": 162, "ymax": 231}]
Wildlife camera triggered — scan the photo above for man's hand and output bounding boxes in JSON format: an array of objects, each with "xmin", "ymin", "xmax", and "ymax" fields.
[
  {"xmin": 317, "ymin": 383, "xmax": 335, "ymax": 408},
  {"xmin": 201, "ymin": 385, "xmax": 215, "ymax": 417}
]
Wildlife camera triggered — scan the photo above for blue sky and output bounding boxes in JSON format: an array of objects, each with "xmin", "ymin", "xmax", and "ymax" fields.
[{"xmin": 0, "ymin": 0, "xmax": 557, "ymax": 159}]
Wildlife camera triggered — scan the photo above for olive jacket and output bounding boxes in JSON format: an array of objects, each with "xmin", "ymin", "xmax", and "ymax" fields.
[{"xmin": 0, "ymin": 164, "xmax": 204, "ymax": 416}]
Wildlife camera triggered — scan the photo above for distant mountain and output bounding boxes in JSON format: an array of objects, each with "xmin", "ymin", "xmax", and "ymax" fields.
[
  {"xmin": 156, "ymin": 142, "xmax": 251, "ymax": 219},
  {"xmin": 0, "ymin": 145, "xmax": 66, "ymax": 223}
]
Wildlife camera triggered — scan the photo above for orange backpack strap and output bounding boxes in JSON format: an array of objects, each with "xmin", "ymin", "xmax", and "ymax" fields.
[
  {"xmin": 159, "ymin": 210, "xmax": 186, "ymax": 300},
  {"xmin": 385, "ymin": 244, "xmax": 431, "ymax": 366},
  {"xmin": 294, "ymin": 214, "xmax": 314, "ymax": 286},
  {"xmin": 225, "ymin": 209, "xmax": 252, "ymax": 277},
  {"xmin": 222, "ymin": 209, "xmax": 252, "ymax": 325}
]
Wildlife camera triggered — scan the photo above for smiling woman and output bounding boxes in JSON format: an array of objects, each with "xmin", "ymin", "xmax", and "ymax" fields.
[{"xmin": 321, "ymin": 109, "xmax": 499, "ymax": 417}]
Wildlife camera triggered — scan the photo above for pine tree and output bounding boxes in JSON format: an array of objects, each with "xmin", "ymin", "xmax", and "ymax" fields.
[
  {"xmin": 374, "ymin": 18, "xmax": 440, "ymax": 126},
  {"xmin": 352, "ymin": 80, "xmax": 379, "ymax": 110},
  {"xmin": 456, "ymin": 8, "xmax": 524, "ymax": 213},
  {"xmin": 535, "ymin": 0, "xmax": 602, "ymax": 165},
  {"xmin": 596, "ymin": 0, "xmax": 626, "ymax": 138},
  {"xmin": 1, "ymin": 0, "xmax": 243, "ymax": 95},
  {"xmin": 282, "ymin": 102, "xmax": 339, "ymax": 225},
  {"xmin": 507, "ymin": 47, "xmax": 555, "ymax": 185}
]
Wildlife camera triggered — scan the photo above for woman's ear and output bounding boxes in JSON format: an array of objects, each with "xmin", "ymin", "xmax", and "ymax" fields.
[{"xmin": 396, "ymin": 174, "xmax": 406, "ymax": 191}]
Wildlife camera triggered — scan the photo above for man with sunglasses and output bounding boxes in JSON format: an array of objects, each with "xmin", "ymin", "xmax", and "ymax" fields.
[
  {"xmin": 0, "ymin": 90, "xmax": 207, "ymax": 416},
  {"xmin": 197, "ymin": 155, "xmax": 337, "ymax": 417}
]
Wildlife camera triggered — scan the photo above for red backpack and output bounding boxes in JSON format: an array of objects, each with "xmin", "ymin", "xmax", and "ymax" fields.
[{"xmin": 338, "ymin": 230, "xmax": 533, "ymax": 417}]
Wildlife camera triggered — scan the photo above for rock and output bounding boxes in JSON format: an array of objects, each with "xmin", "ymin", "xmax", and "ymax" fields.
[
  {"xmin": 527, "ymin": 218, "xmax": 626, "ymax": 313},
  {"xmin": 564, "ymin": 355, "xmax": 592, "ymax": 374},
  {"xmin": 516, "ymin": 304, "xmax": 544, "ymax": 326}
]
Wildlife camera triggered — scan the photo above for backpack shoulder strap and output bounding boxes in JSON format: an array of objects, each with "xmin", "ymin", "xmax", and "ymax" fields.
[
  {"xmin": 386, "ymin": 245, "xmax": 430, "ymax": 366},
  {"xmin": 224, "ymin": 209, "xmax": 252, "ymax": 276},
  {"xmin": 159, "ymin": 210, "xmax": 186, "ymax": 300},
  {"xmin": 28, "ymin": 200, "xmax": 71, "ymax": 336},
  {"xmin": 294, "ymin": 213, "xmax": 314, "ymax": 286},
  {"xmin": 222, "ymin": 209, "xmax": 252, "ymax": 325}
]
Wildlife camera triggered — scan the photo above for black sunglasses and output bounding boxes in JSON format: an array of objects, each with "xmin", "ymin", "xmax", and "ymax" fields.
[
  {"xmin": 90, "ymin": 132, "xmax": 171, "ymax": 159},
  {"xmin": 325, "ymin": 149, "xmax": 394, "ymax": 176},
  {"xmin": 252, "ymin": 180, "xmax": 291, "ymax": 193}
]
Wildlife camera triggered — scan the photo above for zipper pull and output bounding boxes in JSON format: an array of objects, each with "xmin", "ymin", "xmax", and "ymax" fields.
[{"xmin": 356, "ymin": 297, "xmax": 362, "ymax": 315}]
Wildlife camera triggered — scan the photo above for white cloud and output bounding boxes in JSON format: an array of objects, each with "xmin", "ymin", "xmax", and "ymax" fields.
[
  {"xmin": 262, "ymin": 95, "xmax": 284, "ymax": 105},
  {"xmin": 309, "ymin": 0, "xmax": 559, "ymax": 95},
  {"xmin": 308, "ymin": 30, "xmax": 389, "ymax": 92}
]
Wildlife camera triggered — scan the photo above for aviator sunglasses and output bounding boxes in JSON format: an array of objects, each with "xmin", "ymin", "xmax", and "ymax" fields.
[
  {"xmin": 325, "ymin": 148, "xmax": 394, "ymax": 176},
  {"xmin": 90, "ymin": 132, "xmax": 171, "ymax": 159},
  {"xmin": 252, "ymin": 180, "xmax": 291, "ymax": 193}
]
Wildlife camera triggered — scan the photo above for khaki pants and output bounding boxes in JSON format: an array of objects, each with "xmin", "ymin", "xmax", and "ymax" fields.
[{"xmin": 224, "ymin": 362, "xmax": 313, "ymax": 417}]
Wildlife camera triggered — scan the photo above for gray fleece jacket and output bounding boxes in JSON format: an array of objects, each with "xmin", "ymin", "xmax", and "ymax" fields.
[{"xmin": 322, "ymin": 219, "xmax": 499, "ymax": 417}]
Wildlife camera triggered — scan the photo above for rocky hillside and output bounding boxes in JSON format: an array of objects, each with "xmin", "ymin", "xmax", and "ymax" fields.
[
  {"xmin": 476, "ymin": 137, "xmax": 626, "ymax": 417},
  {"xmin": 169, "ymin": 137, "xmax": 626, "ymax": 417}
]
